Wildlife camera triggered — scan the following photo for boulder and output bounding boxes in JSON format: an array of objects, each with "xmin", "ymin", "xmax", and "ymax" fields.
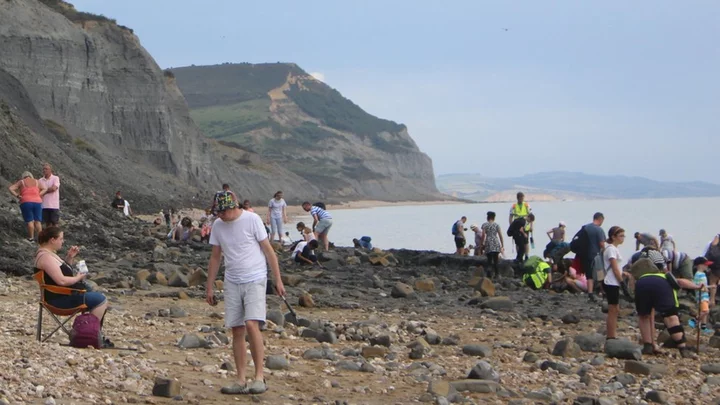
[
  {"xmin": 428, "ymin": 380, "xmax": 458, "ymax": 398},
  {"xmin": 624, "ymin": 360, "xmax": 668, "ymax": 376},
  {"xmin": 415, "ymin": 279, "xmax": 435, "ymax": 292},
  {"xmin": 151, "ymin": 271, "xmax": 168, "ymax": 286},
  {"xmin": 188, "ymin": 268, "xmax": 207, "ymax": 286},
  {"xmin": 177, "ymin": 334, "xmax": 205, "ymax": 349},
  {"xmin": 604, "ymin": 339, "xmax": 642, "ymax": 360},
  {"xmin": 561, "ymin": 314, "xmax": 580, "ymax": 324},
  {"xmin": 467, "ymin": 360, "xmax": 500, "ymax": 382},
  {"xmin": 552, "ymin": 338, "xmax": 582, "ymax": 358},
  {"xmin": 462, "ymin": 344, "xmax": 492, "ymax": 358},
  {"xmin": 480, "ymin": 297, "xmax": 513, "ymax": 311},
  {"xmin": 168, "ymin": 271, "xmax": 189, "ymax": 288},
  {"xmin": 265, "ymin": 355, "xmax": 289, "ymax": 370},
  {"xmin": 299, "ymin": 293, "xmax": 315, "ymax": 308},
  {"xmin": 574, "ymin": 333, "xmax": 606, "ymax": 352},
  {"xmin": 645, "ymin": 390, "xmax": 669, "ymax": 404},
  {"xmin": 345, "ymin": 256, "xmax": 361, "ymax": 265},
  {"xmin": 391, "ymin": 282, "xmax": 414, "ymax": 298},
  {"xmin": 473, "ymin": 277, "xmax": 495, "ymax": 297},
  {"xmin": 266, "ymin": 310, "xmax": 285, "ymax": 327},
  {"xmin": 361, "ymin": 346, "xmax": 387, "ymax": 359},
  {"xmin": 701, "ymin": 363, "xmax": 720, "ymax": 375},
  {"xmin": 152, "ymin": 377, "xmax": 181, "ymax": 398},
  {"xmin": 449, "ymin": 380, "xmax": 501, "ymax": 394},
  {"xmin": 135, "ymin": 269, "xmax": 151, "ymax": 282},
  {"xmin": 282, "ymin": 274, "xmax": 303, "ymax": 287}
]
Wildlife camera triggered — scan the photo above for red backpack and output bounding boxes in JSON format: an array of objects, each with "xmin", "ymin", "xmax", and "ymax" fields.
[{"xmin": 70, "ymin": 313, "xmax": 102, "ymax": 349}]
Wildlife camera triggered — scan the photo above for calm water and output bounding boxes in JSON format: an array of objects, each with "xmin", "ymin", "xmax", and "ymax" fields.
[{"xmin": 292, "ymin": 197, "xmax": 720, "ymax": 261}]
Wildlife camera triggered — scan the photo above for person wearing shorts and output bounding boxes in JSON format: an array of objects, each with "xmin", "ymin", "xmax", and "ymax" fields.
[
  {"xmin": 633, "ymin": 248, "xmax": 700, "ymax": 358},
  {"xmin": 603, "ymin": 226, "xmax": 626, "ymax": 340},
  {"xmin": 8, "ymin": 171, "xmax": 46, "ymax": 241},
  {"xmin": 303, "ymin": 202, "xmax": 333, "ymax": 251},
  {"xmin": 38, "ymin": 163, "xmax": 61, "ymax": 227},
  {"xmin": 689, "ymin": 257, "xmax": 713, "ymax": 333},
  {"xmin": 582, "ymin": 212, "xmax": 606, "ymax": 301},
  {"xmin": 205, "ymin": 192, "xmax": 285, "ymax": 396}
]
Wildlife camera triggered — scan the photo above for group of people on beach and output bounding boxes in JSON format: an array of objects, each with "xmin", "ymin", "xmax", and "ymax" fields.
[{"xmin": 453, "ymin": 191, "xmax": 720, "ymax": 358}]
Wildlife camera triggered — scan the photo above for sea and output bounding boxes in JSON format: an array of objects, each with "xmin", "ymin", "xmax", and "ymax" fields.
[{"xmin": 292, "ymin": 197, "xmax": 720, "ymax": 262}]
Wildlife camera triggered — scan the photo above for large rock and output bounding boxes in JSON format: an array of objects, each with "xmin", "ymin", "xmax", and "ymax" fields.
[
  {"xmin": 574, "ymin": 333, "xmax": 606, "ymax": 352},
  {"xmin": 265, "ymin": 355, "xmax": 289, "ymax": 370},
  {"xmin": 361, "ymin": 346, "xmax": 387, "ymax": 359},
  {"xmin": 281, "ymin": 274, "xmax": 304, "ymax": 287},
  {"xmin": 552, "ymin": 338, "xmax": 582, "ymax": 358},
  {"xmin": 188, "ymin": 268, "xmax": 207, "ymax": 287},
  {"xmin": 624, "ymin": 360, "xmax": 668, "ymax": 376},
  {"xmin": 428, "ymin": 380, "xmax": 458, "ymax": 398},
  {"xmin": 701, "ymin": 363, "xmax": 720, "ymax": 374},
  {"xmin": 473, "ymin": 277, "xmax": 495, "ymax": 297},
  {"xmin": 152, "ymin": 377, "xmax": 181, "ymax": 398},
  {"xmin": 266, "ymin": 310, "xmax": 285, "ymax": 327},
  {"xmin": 462, "ymin": 344, "xmax": 492, "ymax": 358},
  {"xmin": 177, "ymin": 334, "xmax": 205, "ymax": 349},
  {"xmin": 449, "ymin": 380, "xmax": 501, "ymax": 393},
  {"xmin": 298, "ymin": 293, "xmax": 315, "ymax": 308},
  {"xmin": 414, "ymin": 279, "xmax": 435, "ymax": 292},
  {"xmin": 168, "ymin": 271, "xmax": 189, "ymax": 288},
  {"xmin": 391, "ymin": 282, "xmax": 414, "ymax": 298},
  {"xmin": 480, "ymin": 297, "xmax": 513, "ymax": 311},
  {"xmin": 467, "ymin": 361, "xmax": 500, "ymax": 382},
  {"xmin": 604, "ymin": 339, "xmax": 642, "ymax": 360}
]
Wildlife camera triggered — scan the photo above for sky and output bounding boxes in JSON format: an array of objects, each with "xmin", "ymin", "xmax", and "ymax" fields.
[{"xmin": 72, "ymin": 0, "xmax": 720, "ymax": 183}]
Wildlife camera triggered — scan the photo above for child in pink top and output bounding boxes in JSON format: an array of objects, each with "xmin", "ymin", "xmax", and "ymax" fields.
[{"xmin": 567, "ymin": 266, "xmax": 588, "ymax": 292}]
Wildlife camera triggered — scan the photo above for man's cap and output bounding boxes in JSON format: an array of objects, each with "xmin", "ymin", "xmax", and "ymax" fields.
[
  {"xmin": 559, "ymin": 221, "xmax": 566, "ymax": 227},
  {"xmin": 470, "ymin": 224, "xmax": 478, "ymax": 229},
  {"xmin": 659, "ymin": 229, "xmax": 666, "ymax": 235},
  {"xmin": 216, "ymin": 191, "xmax": 237, "ymax": 212},
  {"xmin": 694, "ymin": 256, "xmax": 714, "ymax": 267}
]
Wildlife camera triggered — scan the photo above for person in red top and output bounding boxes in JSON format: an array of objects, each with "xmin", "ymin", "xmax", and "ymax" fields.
[{"xmin": 8, "ymin": 171, "xmax": 47, "ymax": 241}]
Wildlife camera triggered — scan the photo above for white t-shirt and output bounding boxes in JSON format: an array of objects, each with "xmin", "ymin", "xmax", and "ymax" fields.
[
  {"xmin": 292, "ymin": 241, "xmax": 308, "ymax": 259},
  {"xmin": 268, "ymin": 198, "xmax": 287, "ymax": 219},
  {"xmin": 209, "ymin": 211, "xmax": 268, "ymax": 284},
  {"xmin": 123, "ymin": 200, "xmax": 130, "ymax": 216},
  {"xmin": 603, "ymin": 244, "xmax": 623, "ymax": 286}
]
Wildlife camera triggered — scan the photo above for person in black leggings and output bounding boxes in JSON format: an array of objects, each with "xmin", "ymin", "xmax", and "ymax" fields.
[{"xmin": 481, "ymin": 211, "xmax": 505, "ymax": 278}]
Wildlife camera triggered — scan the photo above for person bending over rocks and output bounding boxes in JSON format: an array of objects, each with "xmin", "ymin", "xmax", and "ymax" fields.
[
  {"xmin": 294, "ymin": 239, "xmax": 319, "ymax": 265},
  {"xmin": 34, "ymin": 227, "xmax": 110, "ymax": 342},
  {"xmin": 302, "ymin": 201, "xmax": 333, "ymax": 251},
  {"xmin": 205, "ymin": 192, "xmax": 285, "ymax": 395},
  {"xmin": 631, "ymin": 247, "xmax": 702, "ymax": 357},
  {"xmin": 634, "ymin": 231, "xmax": 659, "ymax": 251}
]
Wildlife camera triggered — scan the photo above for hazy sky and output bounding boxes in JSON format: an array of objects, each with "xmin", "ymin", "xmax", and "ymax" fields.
[{"xmin": 72, "ymin": 0, "xmax": 719, "ymax": 183}]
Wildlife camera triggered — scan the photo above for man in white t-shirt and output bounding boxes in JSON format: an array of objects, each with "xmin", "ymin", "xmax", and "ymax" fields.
[{"xmin": 205, "ymin": 191, "xmax": 285, "ymax": 396}]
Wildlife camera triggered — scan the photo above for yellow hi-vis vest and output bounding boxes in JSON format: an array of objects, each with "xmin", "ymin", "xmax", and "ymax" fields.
[
  {"xmin": 638, "ymin": 272, "xmax": 679, "ymax": 308},
  {"xmin": 523, "ymin": 261, "xmax": 550, "ymax": 289},
  {"xmin": 511, "ymin": 202, "xmax": 530, "ymax": 220}
]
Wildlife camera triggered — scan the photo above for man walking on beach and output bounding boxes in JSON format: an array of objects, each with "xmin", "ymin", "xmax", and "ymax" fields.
[
  {"xmin": 205, "ymin": 191, "xmax": 285, "ymax": 395},
  {"xmin": 38, "ymin": 163, "xmax": 60, "ymax": 227}
]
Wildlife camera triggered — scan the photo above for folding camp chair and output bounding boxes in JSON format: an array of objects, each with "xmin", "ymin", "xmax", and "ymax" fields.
[{"xmin": 33, "ymin": 271, "xmax": 87, "ymax": 343}]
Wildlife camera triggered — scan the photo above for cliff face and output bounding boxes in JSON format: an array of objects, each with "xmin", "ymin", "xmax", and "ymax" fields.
[
  {"xmin": 0, "ymin": 0, "xmax": 321, "ymax": 208},
  {"xmin": 172, "ymin": 64, "xmax": 441, "ymax": 201}
]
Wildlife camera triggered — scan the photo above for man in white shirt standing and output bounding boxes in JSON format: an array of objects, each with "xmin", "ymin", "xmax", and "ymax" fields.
[{"xmin": 205, "ymin": 191, "xmax": 285, "ymax": 395}]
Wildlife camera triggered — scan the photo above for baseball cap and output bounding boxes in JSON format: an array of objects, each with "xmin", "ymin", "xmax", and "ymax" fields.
[
  {"xmin": 559, "ymin": 221, "xmax": 566, "ymax": 227},
  {"xmin": 215, "ymin": 191, "xmax": 237, "ymax": 212},
  {"xmin": 694, "ymin": 256, "xmax": 714, "ymax": 267}
]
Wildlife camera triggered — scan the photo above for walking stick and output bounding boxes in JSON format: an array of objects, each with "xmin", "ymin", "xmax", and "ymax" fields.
[{"xmin": 697, "ymin": 284, "xmax": 704, "ymax": 352}]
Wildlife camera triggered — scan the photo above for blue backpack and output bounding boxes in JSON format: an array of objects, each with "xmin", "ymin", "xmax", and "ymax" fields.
[{"xmin": 451, "ymin": 222, "xmax": 458, "ymax": 235}]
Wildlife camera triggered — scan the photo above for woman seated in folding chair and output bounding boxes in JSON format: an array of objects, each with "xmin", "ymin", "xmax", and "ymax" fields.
[{"xmin": 34, "ymin": 227, "xmax": 108, "ymax": 327}]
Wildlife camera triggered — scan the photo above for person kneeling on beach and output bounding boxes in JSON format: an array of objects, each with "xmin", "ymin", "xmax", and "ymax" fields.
[
  {"xmin": 205, "ymin": 192, "xmax": 285, "ymax": 395},
  {"xmin": 294, "ymin": 240, "xmax": 319, "ymax": 265},
  {"xmin": 34, "ymin": 227, "xmax": 110, "ymax": 342}
]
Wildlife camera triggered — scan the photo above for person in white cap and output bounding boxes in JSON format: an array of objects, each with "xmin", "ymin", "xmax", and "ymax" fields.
[
  {"xmin": 547, "ymin": 221, "xmax": 566, "ymax": 244},
  {"xmin": 470, "ymin": 224, "xmax": 483, "ymax": 256}
]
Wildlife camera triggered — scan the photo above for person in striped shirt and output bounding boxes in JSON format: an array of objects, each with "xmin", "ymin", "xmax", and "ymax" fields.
[{"xmin": 302, "ymin": 202, "xmax": 333, "ymax": 251}]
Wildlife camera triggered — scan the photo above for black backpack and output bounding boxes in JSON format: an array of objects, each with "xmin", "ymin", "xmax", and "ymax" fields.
[
  {"xmin": 569, "ymin": 226, "xmax": 590, "ymax": 255},
  {"xmin": 507, "ymin": 218, "xmax": 524, "ymax": 238},
  {"xmin": 312, "ymin": 202, "xmax": 326, "ymax": 210}
]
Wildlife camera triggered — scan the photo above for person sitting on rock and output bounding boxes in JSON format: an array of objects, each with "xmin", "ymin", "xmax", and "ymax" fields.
[
  {"xmin": 563, "ymin": 261, "xmax": 587, "ymax": 293},
  {"xmin": 293, "ymin": 239, "xmax": 319, "ymax": 265},
  {"xmin": 34, "ymin": 227, "xmax": 111, "ymax": 345},
  {"xmin": 172, "ymin": 217, "xmax": 196, "ymax": 242},
  {"xmin": 296, "ymin": 222, "xmax": 315, "ymax": 242}
]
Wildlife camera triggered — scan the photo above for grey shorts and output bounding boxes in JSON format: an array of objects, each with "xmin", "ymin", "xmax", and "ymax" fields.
[
  {"xmin": 224, "ymin": 278, "xmax": 267, "ymax": 328},
  {"xmin": 316, "ymin": 218, "xmax": 333, "ymax": 234}
]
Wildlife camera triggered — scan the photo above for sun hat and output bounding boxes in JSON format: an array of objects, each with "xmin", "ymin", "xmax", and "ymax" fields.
[{"xmin": 216, "ymin": 191, "xmax": 237, "ymax": 211}]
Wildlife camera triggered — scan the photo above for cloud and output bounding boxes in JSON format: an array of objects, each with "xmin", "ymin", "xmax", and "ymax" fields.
[{"xmin": 310, "ymin": 72, "xmax": 325, "ymax": 82}]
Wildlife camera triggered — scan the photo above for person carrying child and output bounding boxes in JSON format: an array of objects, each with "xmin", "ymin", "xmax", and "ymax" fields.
[{"xmin": 689, "ymin": 257, "xmax": 714, "ymax": 334}]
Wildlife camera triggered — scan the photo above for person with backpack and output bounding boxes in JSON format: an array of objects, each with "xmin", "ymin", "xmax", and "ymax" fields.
[
  {"xmin": 302, "ymin": 201, "xmax": 333, "ymax": 251},
  {"xmin": 631, "ymin": 246, "xmax": 702, "ymax": 357},
  {"xmin": 508, "ymin": 214, "xmax": 535, "ymax": 262},
  {"xmin": 481, "ymin": 211, "xmax": 505, "ymax": 278},
  {"xmin": 452, "ymin": 216, "xmax": 468, "ymax": 255},
  {"xmin": 571, "ymin": 212, "xmax": 606, "ymax": 301}
]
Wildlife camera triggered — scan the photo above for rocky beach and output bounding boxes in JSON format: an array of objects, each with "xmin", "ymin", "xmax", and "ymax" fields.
[{"xmin": 0, "ymin": 209, "xmax": 719, "ymax": 405}]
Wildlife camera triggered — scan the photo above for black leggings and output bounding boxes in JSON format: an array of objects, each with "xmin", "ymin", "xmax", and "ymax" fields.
[{"xmin": 487, "ymin": 252, "xmax": 500, "ymax": 276}]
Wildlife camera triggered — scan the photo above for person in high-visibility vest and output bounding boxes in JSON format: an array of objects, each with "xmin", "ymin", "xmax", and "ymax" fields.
[{"xmin": 508, "ymin": 192, "xmax": 531, "ymax": 225}]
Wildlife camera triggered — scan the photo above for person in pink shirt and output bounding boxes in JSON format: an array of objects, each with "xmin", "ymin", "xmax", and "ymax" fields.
[{"xmin": 38, "ymin": 163, "xmax": 60, "ymax": 227}]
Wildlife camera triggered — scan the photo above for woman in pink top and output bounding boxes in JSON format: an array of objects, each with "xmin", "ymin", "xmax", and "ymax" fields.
[{"xmin": 8, "ymin": 171, "xmax": 47, "ymax": 241}]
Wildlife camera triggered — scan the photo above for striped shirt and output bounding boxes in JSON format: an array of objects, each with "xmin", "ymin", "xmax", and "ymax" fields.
[{"xmin": 310, "ymin": 205, "xmax": 332, "ymax": 220}]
